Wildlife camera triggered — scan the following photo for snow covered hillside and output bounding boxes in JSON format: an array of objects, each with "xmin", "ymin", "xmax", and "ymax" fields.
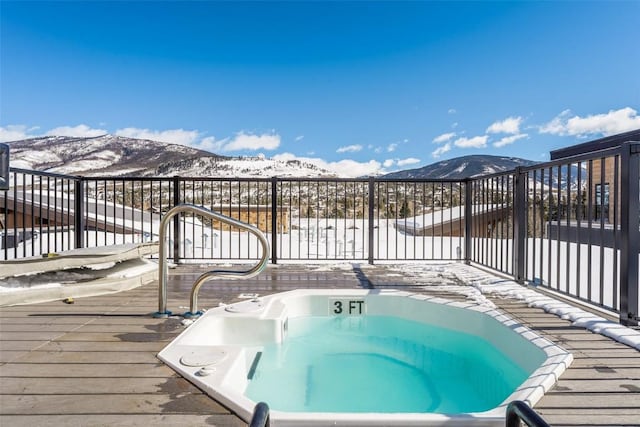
[{"xmin": 6, "ymin": 135, "xmax": 340, "ymax": 178}]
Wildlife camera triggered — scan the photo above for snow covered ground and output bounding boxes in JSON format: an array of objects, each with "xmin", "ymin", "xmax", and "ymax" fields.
[{"xmin": 6, "ymin": 215, "xmax": 638, "ymax": 310}]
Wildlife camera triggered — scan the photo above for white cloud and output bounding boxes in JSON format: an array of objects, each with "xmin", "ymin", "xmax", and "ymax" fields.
[
  {"xmin": 454, "ymin": 135, "xmax": 488, "ymax": 148},
  {"xmin": 336, "ymin": 144, "xmax": 363, "ymax": 153},
  {"xmin": 397, "ymin": 157, "xmax": 420, "ymax": 167},
  {"xmin": 432, "ymin": 142, "xmax": 451, "ymax": 158},
  {"xmin": 198, "ymin": 136, "xmax": 221, "ymax": 152},
  {"xmin": 115, "ymin": 128, "xmax": 281, "ymax": 152},
  {"xmin": 539, "ymin": 107, "xmax": 640, "ymax": 137},
  {"xmin": 383, "ymin": 159, "xmax": 395, "ymax": 168},
  {"xmin": 433, "ymin": 132, "xmax": 456, "ymax": 144},
  {"xmin": 47, "ymin": 124, "xmax": 107, "ymax": 138},
  {"xmin": 539, "ymin": 109, "xmax": 571, "ymax": 135},
  {"xmin": 387, "ymin": 143, "xmax": 398, "ymax": 152},
  {"xmin": 493, "ymin": 133, "xmax": 528, "ymax": 148},
  {"xmin": 1, "ymin": 123, "xmax": 109, "ymax": 142},
  {"xmin": 273, "ymin": 153, "xmax": 383, "ymax": 177},
  {"xmin": 448, "ymin": 108, "xmax": 457, "ymax": 114},
  {"xmin": 214, "ymin": 131, "xmax": 281, "ymax": 151},
  {"xmin": 0, "ymin": 125, "xmax": 37, "ymax": 142},
  {"xmin": 115, "ymin": 127, "xmax": 199, "ymax": 145},
  {"xmin": 321, "ymin": 159, "xmax": 382, "ymax": 177},
  {"xmin": 295, "ymin": 135, "xmax": 304, "ymax": 142},
  {"xmin": 374, "ymin": 146, "xmax": 383, "ymax": 154},
  {"xmin": 486, "ymin": 116, "xmax": 523, "ymax": 134}
]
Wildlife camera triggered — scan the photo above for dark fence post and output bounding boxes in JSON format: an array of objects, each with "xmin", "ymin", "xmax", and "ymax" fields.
[
  {"xmin": 368, "ymin": 177, "xmax": 375, "ymax": 264},
  {"xmin": 513, "ymin": 167, "xmax": 527, "ymax": 284},
  {"xmin": 172, "ymin": 176, "xmax": 181, "ymax": 263},
  {"xmin": 619, "ymin": 141, "xmax": 639, "ymax": 326},
  {"xmin": 271, "ymin": 177, "xmax": 278, "ymax": 264},
  {"xmin": 74, "ymin": 178, "xmax": 85, "ymax": 249},
  {"xmin": 464, "ymin": 179, "xmax": 472, "ymax": 264}
]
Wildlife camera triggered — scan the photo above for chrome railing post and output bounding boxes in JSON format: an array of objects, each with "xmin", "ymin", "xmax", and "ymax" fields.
[{"xmin": 155, "ymin": 205, "xmax": 182, "ymax": 317}]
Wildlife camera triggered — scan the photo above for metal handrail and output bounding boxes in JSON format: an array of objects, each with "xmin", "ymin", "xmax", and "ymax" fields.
[
  {"xmin": 155, "ymin": 203, "xmax": 269, "ymax": 317},
  {"xmin": 506, "ymin": 401, "xmax": 550, "ymax": 427},
  {"xmin": 249, "ymin": 402, "xmax": 270, "ymax": 427}
]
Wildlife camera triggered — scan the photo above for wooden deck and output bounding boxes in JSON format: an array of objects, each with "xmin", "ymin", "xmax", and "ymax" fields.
[{"xmin": 1, "ymin": 263, "xmax": 639, "ymax": 426}]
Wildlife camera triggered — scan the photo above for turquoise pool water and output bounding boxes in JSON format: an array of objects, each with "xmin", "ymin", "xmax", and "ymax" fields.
[{"xmin": 245, "ymin": 315, "xmax": 531, "ymax": 413}]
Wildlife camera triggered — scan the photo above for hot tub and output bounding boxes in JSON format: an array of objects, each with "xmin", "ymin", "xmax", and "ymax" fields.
[{"xmin": 158, "ymin": 289, "xmax": 572, "ymax": 426}]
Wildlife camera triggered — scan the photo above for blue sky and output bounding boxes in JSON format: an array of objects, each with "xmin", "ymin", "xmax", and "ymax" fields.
[{"xmin": 1, "ymin": 1, "xmax": 639, "ymax": 176}]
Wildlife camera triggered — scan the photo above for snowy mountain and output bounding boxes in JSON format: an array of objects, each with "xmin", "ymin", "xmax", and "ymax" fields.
[
  {"xmin": 383, "ymin": 154, "xmax": 583, "ymax": 192},
  {"xmin": 6, "ymin": 136, "xmax": 575, "ymax": 184},
  {"xmin": 6, "ymin": 135, "xmax": 339, "ymax": 178},
  {"xmin": 383, "ymin": 155, "xmax": 538, "ymax": 179}
]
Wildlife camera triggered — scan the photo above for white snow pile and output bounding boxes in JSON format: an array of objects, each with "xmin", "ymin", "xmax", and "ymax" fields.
[
  {"xmin": 386, "ymin": 262, "xmax": 498, "ymax": 308},
  {"xmin": 399, "ymin": 262, "xmax": 640, "ymax": 351},
  {"xmin": 0, "ymin": 270, "xmax": 93, "ymax": 292}
]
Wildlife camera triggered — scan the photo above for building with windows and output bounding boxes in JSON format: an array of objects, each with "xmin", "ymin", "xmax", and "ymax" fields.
[
  {"xmin": 548, "ymin": 128, "xmax": 640, "ymax": 246},
  {"xmin": 550, "ymin": 128, "xmax": 640, "ymax": 225}
]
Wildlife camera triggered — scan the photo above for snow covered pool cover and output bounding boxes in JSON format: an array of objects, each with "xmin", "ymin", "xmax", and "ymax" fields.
[{"xmin": 158, "ymin": 289, "xmax": 573, "ymax": 426}]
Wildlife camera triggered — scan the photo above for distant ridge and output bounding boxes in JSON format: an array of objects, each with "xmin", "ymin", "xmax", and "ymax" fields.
[
  {"xmin": 6, "ymin": 135, "xmax": 339, "ymax": 178},
  {"xmin": 6, "ymin": 134, "xmax": 224, "ymax": 176},
  {"xmin": 383, "ymin": 155, "xmax": 537, "ymax": 179}
]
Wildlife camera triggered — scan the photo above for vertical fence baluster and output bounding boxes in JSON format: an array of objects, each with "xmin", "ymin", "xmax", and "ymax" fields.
[
  {"xmin": 270, "ymin": 177, "xmax": 277, "ymax": 264},
  {"xmin": 513, "ymin": 168, "xmax": 527, "ymax": 284},
  {"xmin": 74, "ymin": 178, "xmax": 84, "ymax": 249},
  {"xmin": 368, "ymin": 177, "xmax": 374, "ymax": 264}
]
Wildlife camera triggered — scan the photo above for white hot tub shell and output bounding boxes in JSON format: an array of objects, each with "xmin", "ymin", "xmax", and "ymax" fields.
[{"xmin": 158, "ymin": 289, "xmax": 573, "ymax": 426}]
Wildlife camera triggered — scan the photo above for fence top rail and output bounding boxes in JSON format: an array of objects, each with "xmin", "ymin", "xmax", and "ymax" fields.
[
  {"xmin": 80, "ymin": 176, "xmax": 175, "ymax": 182},
  {"xmin": 76, "ymin": 175, "xmax": 474, "ymax": 184},
  {"xmin": 277, "ymin": 177, "xmax": 467, "ymax": 184},
  {"xmin": 519, "ymin": 145, "xmax": 628, "ymax": 173},
  {"xmin": 467, "ymin": 170, "xmax": 516, "ymax": 182},
  {"xmin": 373, "ymin": 177, "xmax": 466, "ymax": 184},
  {"xmin": 9, "ymin": 167, "xmax": 81, "ymax": 181}
]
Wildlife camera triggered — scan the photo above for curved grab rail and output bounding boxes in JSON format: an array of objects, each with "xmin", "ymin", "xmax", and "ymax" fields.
[
  {"xmin": 505, "ymin": 401, "xmax": 550, "ymax": 427},
  {"xmin": 249, "ymin": 402, "xmax": 270, "ymax": 427},
  {"xmin": 156, "ymin": 203, "xmax": 269, "ymax": 317}
]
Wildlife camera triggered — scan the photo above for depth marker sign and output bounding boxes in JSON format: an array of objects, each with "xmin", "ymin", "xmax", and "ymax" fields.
[{"xmin": 329, "ymin": 298, "xmax": 366, "ymax": 316}]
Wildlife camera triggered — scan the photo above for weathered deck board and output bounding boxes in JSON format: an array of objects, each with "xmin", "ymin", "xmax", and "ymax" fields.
[
  {"xmin": 0, "ymin": 415, "xmax": 246, "ymax": 426},
  {"xmin": 0, "ymin": 393, "xmax": 230, "ymax": 414},
  {"xmin": 1, "ymin": 263, "xmax": 639, "ymax": 427},
  {"xmin": 0, "ymin": 362, "xmax": 175, "ymax": 378}
]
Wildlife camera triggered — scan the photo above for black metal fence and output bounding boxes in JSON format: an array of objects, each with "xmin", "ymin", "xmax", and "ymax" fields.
[
  {"xmin": 518, "ymin": 142, "xmax": 640, "ymax": 326},
  {"xmin": 464, "ymin": 142, "xmax": 639, "ymax": 325},
  {"xmin": 2, "ymin": 143, "xmax": 638, "ymax": 324}
]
